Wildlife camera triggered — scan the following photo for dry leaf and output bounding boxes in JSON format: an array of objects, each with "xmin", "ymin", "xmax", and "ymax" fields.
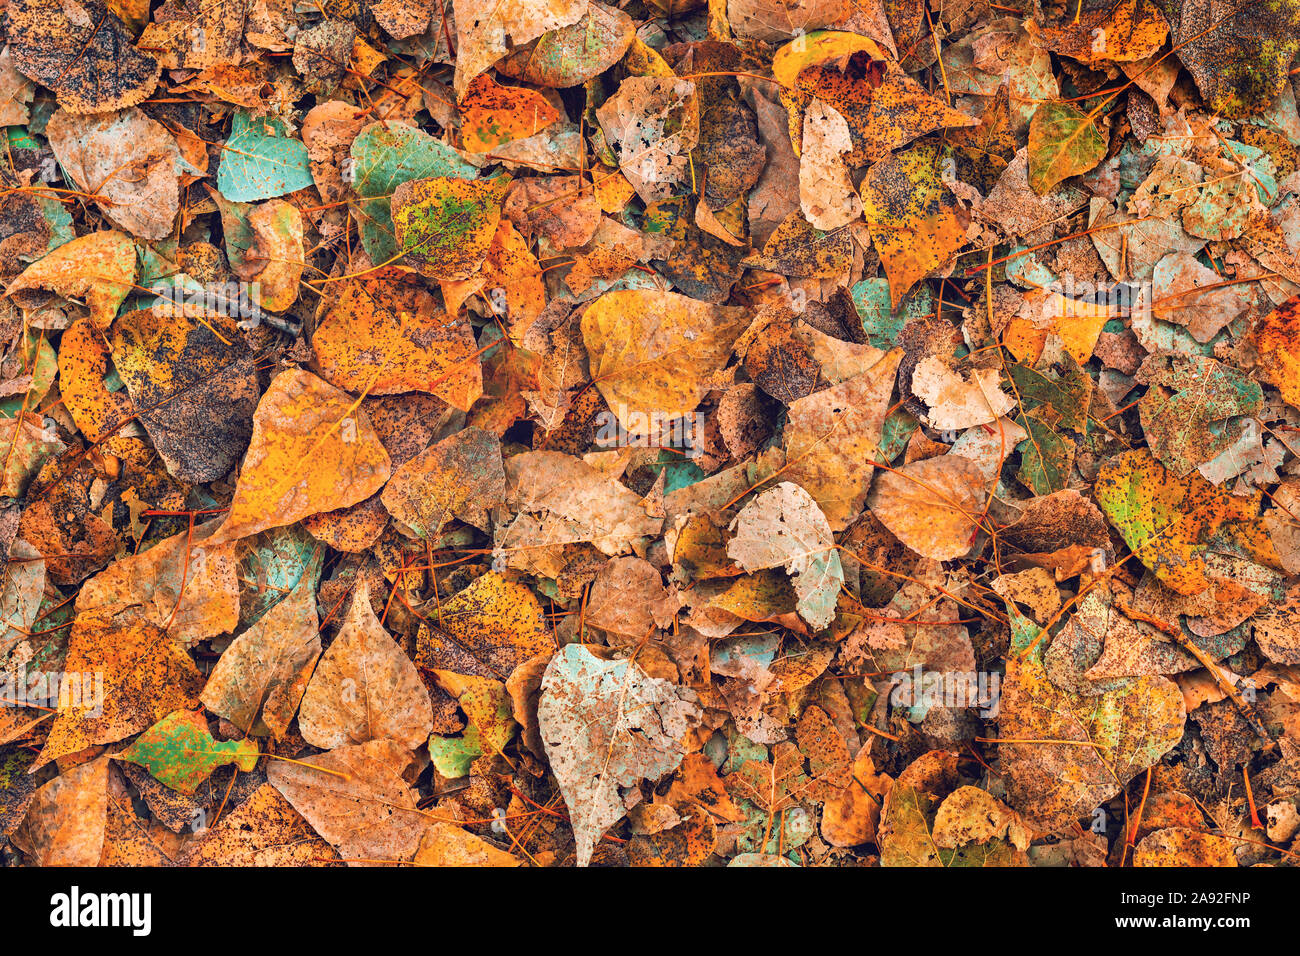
[
  {"xmin": 297, "ymin": 577, "xmax": 434, "ymax": 750},
  {"xmin": 537, "ymin": 643, "xmax": 702, "ymax": 866}
]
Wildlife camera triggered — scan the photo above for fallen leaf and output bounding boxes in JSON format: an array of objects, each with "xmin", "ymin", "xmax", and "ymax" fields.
[
  {"xmin": 11, "ymin": 755, "xmax": 110, "ymax": 865},
  {"xmin": 107, "ymin": 306, "xmax": 261, "ymax": 482},
  {"xmin": 727, "ymin": 481, "xmax": 845, "ymax": 630},
  {"xmin": 382, "ymin": 426, "xmax": 504, "ymax": 538},
  {"xmin": 298, "ymin": 577, "xmax": 433, "ymax": 750},
  {"xmin": 867, "ymin": 454, "xmax": 987, "ymax": 561},
  {"xmin": 200, "ymin": 550, "xmax": 322, "ymax": 738},
  {"xmin": 392, "ymin": 175, "xmax": 511, "ymax": 280},
  {"xmin": 37, "ymin": 617, "xmax": 204, "ymax": 769},
  {"xmin": 6, "ymin": 0, "xmax": 160, "ymax": 113},
  {"xmin": 267, "ymin": 738, "xmax": 425, "ymax": 865},
  {"xmin": 1000, "ymin": 644, "xmax": 1186, "ymax": 827},
  {"xmin": 781, "ymin": 349, "xmax": 901, "ymax": 529},
  {"xmin": 451, "ymin": 0, "xmax": 588, "ymax": 98},
  {"xmin": 1027, "ymin": 100, "xmax": 1107, "ymax": 195},
  {"xmin": 117, "ymin": 710, "xmax": 260, "ymax": 795},
  {"xmin": 1133, "ymin": 826, "xmax": 1237, "ymax": 866},
  {"xmin": 177, "ymin": 784, "xmax": 342, "ymax": 866},
  {"xmin": 312, "ymin": 272, "xmax": 483, "ymax": 410},
  {"xmin": 75, "ymin": 520, "xmax": 239, "ymax": 646},
  {"xmin": 46, "ymin": 108, "xmax": 180, "ymax": 240},
  {"xmin": 209, "ymin": 369, "xmax": 392, "ymax": 545},
  {"xmin": 581, "ymin": 289, "xmax": 748, "ymax": 432},
  {"xmin": 7, "ymin": 231, "xmax": 135, "ymax": 331},
  {"xmin": 537, "ymin": 643, "xmax": 702, "ymax": 866},
  {"xmin": 597, "ymin": 76, "xmax": 700, "ymax": 204},
  {"xmin": 861, "ymin": 143, "xmax": 968, "ymax": 305},
  {"xmin": 413, "ymin": 821, "xmax": 521, "ymax": 866}
]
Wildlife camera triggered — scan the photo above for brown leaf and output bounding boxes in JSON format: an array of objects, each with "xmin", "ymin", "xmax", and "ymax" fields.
[
  {"xmin": 297, "ymin": 578, "xmax": 433, "ymax": 750},
  {"xmin": 12, "ymin": 755, "xmax": 110, "ymax": 865},
  {"xmin": 267, "ymin": 738, "xmax": 426, "ymax": 865},
  {"xmin": 200, "ymin": 553, "xmax": 322, "ymax": 739},
  {"xmin": 6, "ymin": 0, "xmax": 160, "ymax": 113},
  {"xmin": 178, "ymin": 784, "xmax": 342, "ymax": 866},
  {"xmin": 381, "ymin": 426, "xmax": 504, "ymax": 538},
  {"xmin": 46, "ymin": 108, "xmax": 180, "ymax": 240}
]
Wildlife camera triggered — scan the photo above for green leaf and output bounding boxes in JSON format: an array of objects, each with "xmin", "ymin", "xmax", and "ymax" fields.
[
  {"xmin": 118, "ymin": 710, "xmax": 260, "ymax": 795},
  {"xmin": 429, "ymin": 732, "xmax": 482, "ymax": 778},
  {"xmin": 1007, "ymin": 353, "xmax": 1093, "ymax": 433},
  {"xmin": 216, "ymin": 111, "xmax": 314, "ymax": 202},
  {"xmin": 1016, "ymin": 410, "xmax": 1073, "ymax": 495},
  {"xmin": 349, "ymin": 121, "xmax": 476, "ymax": 265},
  {"xmin": 1027, "ymin": 100, "xmax": 1106, "ymax": 195}
]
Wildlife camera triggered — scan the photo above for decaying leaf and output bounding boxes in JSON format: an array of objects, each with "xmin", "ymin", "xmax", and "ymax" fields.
[
  {"xmin": 267, "ymin": 738, "xmax": 426, "ymax": 865},
  {"xmin": 861, "ymin": 143, "xmax": 969, "ymax": 305},
  {"xmin": 312, "ymin": 273, "xmax": 483, "ymax": 410},
  {"xmin": 200, "ymin": 550, "xmax": 322, "ymax": 738},
  {"xmin": 537, "ymin": 643, "xmax": 702, "ymax": 866},
  {"xmin": 37, "ymin": 617, "xmax": 204, "ymax": 769},
  {"xmin": 727, "ymin": 481, "xmax": 845, "ymax": 630},
  {"xmin": 7, "ymin": 231, "xmax": 135, "ymax": 330},
  {"xmin": 392, "ymin": 175, "xmax": 511, "ymax": 281},
  {"xmin": 46, "ymin": 108, "xmax": 180, "ymax": 240},
  {"xmin": 6, "ymin": 0, "xmax": 160, "ymax": 113},
  {"xmin": 596, "ymin": 76, "xmax": 700, "ymax": 204},
  {"xmin": 452, "ymin": 0, "xmax": 588, "ymax": 98},
  {"xmin": 209, "ymin": 370, "xmax": 392, "ymax": 544},
  {"xmin": 381, "ymin": 427, "xmax": 504, "ymax": 538},
  {"xmin": 868, "ymin": 454, "xmax": 987, "ymax": 561}
]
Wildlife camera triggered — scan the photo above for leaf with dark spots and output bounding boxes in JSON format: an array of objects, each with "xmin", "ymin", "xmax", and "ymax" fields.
[
  {"xmin": 1155, "ymin": 0, "xmax": 1300, "ymax": 118},
  {"xmin": 107, "ymin": 308, "xmax": 261, "ymax": 483},
  {"xmin": 860, "ymin": 143, "xmax": 969, "ymax": 306},
  {"xmin": 6, "ymin": 0, "xmax": 160, "ymax": 114}
]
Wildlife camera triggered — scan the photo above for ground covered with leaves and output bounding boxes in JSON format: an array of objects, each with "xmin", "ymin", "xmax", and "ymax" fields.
[{"xmin": 1, "ymin": 0, "xmax": 1300, "ymax": 868}]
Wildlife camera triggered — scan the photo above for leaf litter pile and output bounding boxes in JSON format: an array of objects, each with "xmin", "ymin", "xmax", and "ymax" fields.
[{"xmin": 3, "ymin": 0, "xmax": 1300, "ymax": 870}]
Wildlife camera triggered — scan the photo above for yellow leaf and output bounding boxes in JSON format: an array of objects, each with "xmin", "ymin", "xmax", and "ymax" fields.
[
  {"xmin": 9, "ymin": 231, "xmax": 136, "ymax": 330},
  {"xmin": 208, "ymin": 369, "xmax": 392, "ymax": 545},
  {"xmin": 312, "ymin": 271, "xmax": 483, "ymax": 409},
  {"xmin": 860, "ymin": 144, "xmax": 968, "ymax": 306},
  {"xmin": 581, "ymin": 289, "xmax": 749, "ymax": 431}
]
